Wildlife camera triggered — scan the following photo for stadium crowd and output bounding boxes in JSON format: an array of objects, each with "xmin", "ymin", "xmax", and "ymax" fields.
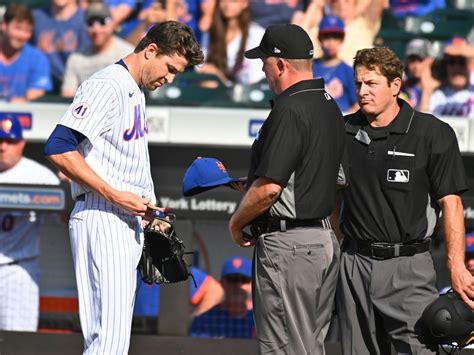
[{"xmin": 0, "ymin": 0, "xmax": 472, "ymax": 116}]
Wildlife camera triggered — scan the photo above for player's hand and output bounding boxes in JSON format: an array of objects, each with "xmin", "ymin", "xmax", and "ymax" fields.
[
  {"xmin": 110, "ymin": 191, "xmax": 150, "ymax": 216},
  {"xmin": 450, "ymin": 264, "xmax": 474, "ymax": 310}
]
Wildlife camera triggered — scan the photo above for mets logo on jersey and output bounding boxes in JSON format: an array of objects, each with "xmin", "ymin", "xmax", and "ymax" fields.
[{"xmin": 123, "ymin": 104, "xmax": 148, "ymax": 141}]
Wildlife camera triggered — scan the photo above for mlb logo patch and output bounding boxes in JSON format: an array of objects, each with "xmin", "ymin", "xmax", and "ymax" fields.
[{"xmin": 387, "ymin": 169, "xmax": 409, "ymax": 183}]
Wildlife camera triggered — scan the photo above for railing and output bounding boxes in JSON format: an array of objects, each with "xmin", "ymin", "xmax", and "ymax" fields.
[{"xmin": 1, "ymin": 100, "xmax": 473, "ymax": 151}]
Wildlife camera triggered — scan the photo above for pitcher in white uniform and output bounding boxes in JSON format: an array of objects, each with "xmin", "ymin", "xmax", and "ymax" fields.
[
  {"xmin": 0, "ymin": 116, "xmax": 60, "ymax": 331},
  {"xmin": 45, "ymin": 21, "xmax": 203, "ymax": 355}
]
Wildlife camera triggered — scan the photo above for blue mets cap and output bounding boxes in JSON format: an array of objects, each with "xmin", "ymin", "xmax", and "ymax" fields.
[
  {"xmin": 221, "ymin": 256, "xmax": 252, "ymax": 278},
  {"xmin": 182, "ymin": 157, "xmax": 243, "ymax": 197},
  {"xmin": 0, "ymin": 116, "xmax": 23, "ymax": 140},
  {"xmin": 319, "ymin": 15, "xmax": 345, "ymax": 34}
]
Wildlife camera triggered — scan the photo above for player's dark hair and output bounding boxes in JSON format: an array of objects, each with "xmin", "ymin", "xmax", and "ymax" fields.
[
  {"xmin": 4, "ymin": 3, "xmax": 34, "ymax": 25},
  {"xmin": 353, "ymin": 47, "xmax": 404, "ymax": 85},
  {"xmin": 135, "ymin": 21, "xmax": 204, "ymax": 67}
]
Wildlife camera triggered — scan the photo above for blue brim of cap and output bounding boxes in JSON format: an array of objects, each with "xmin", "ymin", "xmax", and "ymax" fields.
[{"xmin": 183, "ymin": 177, "xmax": 244, "ymax": 197}]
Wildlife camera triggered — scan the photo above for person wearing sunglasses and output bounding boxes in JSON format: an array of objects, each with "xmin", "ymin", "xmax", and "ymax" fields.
[
  {"xmin": 61, "ymin": 2, "xmax": 134, "ymax": 98},
  {"xmin": 429, "ymin": 37, "xmax": 474, "ymax": 118},
  {"xmin": 190, "ymin": 256, "xmax": 255, "ymax": 339}
]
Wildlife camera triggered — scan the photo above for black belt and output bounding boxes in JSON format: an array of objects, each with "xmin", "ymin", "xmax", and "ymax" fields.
[
  {"xmin": 250, "ymin": 218, "xmax": 323, "ymax": 238},
  {"xmin": 355, "ymin": 239, "xmax": 430, "ymax": 260}
]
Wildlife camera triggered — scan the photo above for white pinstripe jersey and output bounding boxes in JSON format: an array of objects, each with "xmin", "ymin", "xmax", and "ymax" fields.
[
  {"xmin": 58, "ymin": 63, "xmax": 156, "ymax": 203},
  {"xmin": 0, "ymin": 157, "xmax": 60, "ymax": 264}
]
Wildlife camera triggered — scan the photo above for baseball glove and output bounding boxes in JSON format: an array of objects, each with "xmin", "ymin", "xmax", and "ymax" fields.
[{"xmin": 138, "ymin": 217, "xmax": 191, "ymax": 285}]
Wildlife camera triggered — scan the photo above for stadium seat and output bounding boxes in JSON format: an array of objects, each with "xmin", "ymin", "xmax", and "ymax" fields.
[
  {"xmin": 147, "ymin": 71, "xmax": 235, "ymax": 107},
  {"xmin": 233, "ymin": 79, "xmax": 275, "ymax": 109},
  {"xmin": 402, "ymin": 8, "xmax": 473, "ymax": 41}
]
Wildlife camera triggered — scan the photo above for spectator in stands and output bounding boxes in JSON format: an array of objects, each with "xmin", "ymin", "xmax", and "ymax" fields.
[
  {"xmin": 401, "ymin": 38, "xmax": 440, "ymax": 112},
  {"xmin": 197, "ymin": 0, "xmax": 265, "ymax": 86},
  {"xmin": 125, "ymin": 0, "xmax": 168, "ymax": 45},
  {"xmin": 0, "ymin": 4, "xmax": 52, "ymax": 103},
  {"xmin": 190, "ymin": 256, "xmax": 254, "ymax": 338},
  {"xmin": 0, "ymin": 116, "xmax": 60, "ymax": 331},
  {"xmin": 125, "ymin": 0, "xmax": 215, "ymax": 46},
  {"xmin": 250, "ymin": 0, "xmax": 305, "ymax": 29},
  {"xmin": 133, "ymin": 266, "xmax": 224, "ymax": 319},
  {"xmin": 429, "ymin": 37, "xmax": 474, "ymax": 118},
  {"xmin": 61, "ymin": 2, "xmax": 133, "ymax": 98},
  {"xmin": 313, "ymin": 15, "xmax": 357, "ymax": 113},
  {"xmin": 32, "ymin": 0, "xmax": 90, "ymax": 92},
  {"xmin": 389, "ymin": 0, "xmax": 445, "ymax": 18},
  {"xmin": 326, "ymin": 0, "xmax": 387, "ymax": 65},
  {"xmin": 102, "ymin": 0, "xmax": 137, "ymax": 32}
]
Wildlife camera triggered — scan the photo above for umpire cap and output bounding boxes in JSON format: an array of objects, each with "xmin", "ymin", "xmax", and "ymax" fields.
[
  {"xmin": 245, "ymin": 24, "xmax": 314, "ymax": 60},
  {"xmin": 420, "ymin": 291, "xmax": 474, "ymax": 349}
]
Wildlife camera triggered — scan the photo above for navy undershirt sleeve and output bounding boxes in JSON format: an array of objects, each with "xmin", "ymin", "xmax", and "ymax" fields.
[{"xmin": 44, "ymin": 124, "xmax": 87, "ymax": 156}]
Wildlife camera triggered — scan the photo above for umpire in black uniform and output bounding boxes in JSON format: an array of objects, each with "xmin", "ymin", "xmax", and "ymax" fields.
[
  {"xmin": 229, "ymin": 24, "xmax": 346, "ymax": 355},
  {"xmin": 337, "ymin": 47, "xmax": 474, "ymax": 354}
]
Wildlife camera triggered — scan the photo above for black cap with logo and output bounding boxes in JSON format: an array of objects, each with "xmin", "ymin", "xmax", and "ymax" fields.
[{"xmin": 245, "ymin": 24, "xmax": 314, "ymax": 60}]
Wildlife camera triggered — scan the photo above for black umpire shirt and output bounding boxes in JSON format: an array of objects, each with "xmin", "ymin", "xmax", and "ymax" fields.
[
  {"xmin": 247, "ymin": 78, "xmax": 346, "ymax": 221},
  {"xmin": 341, "ymin": 99, "xmax": 468, "ymax": 243}
]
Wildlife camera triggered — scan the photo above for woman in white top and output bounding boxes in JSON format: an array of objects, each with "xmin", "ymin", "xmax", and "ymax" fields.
[{"xmin": 197, "ymin": 0, "xmax": 265, "ymax": 86}]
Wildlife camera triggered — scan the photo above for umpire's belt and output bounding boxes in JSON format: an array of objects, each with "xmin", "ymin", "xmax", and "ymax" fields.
[
  {"xmin": 355, "ymin": 238, "xmax": 430, "ymax": 260},
  {"xmin": 250, "ymin": 218, "xmax": 323, "ymax": 238}
]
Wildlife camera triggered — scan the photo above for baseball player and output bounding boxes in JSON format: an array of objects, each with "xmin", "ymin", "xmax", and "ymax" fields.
[
  {"xmin": 0, "ymin": 116, "xmax": 60, "ymax": 331},
  {"xmin": 44, "ymin": 22, "xmax": 203, "ymax": 354},
  {"xmin": 337, "ymin": 47, "xmax": 474, "ymax": 354}
]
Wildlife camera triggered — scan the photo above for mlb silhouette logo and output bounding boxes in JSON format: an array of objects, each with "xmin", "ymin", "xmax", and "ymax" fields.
[{"xmin": 387, "ymin": 169, "xmax": 409, "ymax": 183}]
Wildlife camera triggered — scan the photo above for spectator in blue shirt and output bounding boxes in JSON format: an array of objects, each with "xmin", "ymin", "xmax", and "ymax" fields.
[
  {"xmin": 313, "ymin": 15, "xmax": 358, "ymax": 113},
  {"xmin": 0, "ymin": 4, "xmax": 52, "ymax": 103},
  {"xmin": 31, "ymin": 0, "xmax": 90, "ymax": 92},
  {"xmin": 190, "ymin": 256, "xmax": 255, "ymax": 339}
]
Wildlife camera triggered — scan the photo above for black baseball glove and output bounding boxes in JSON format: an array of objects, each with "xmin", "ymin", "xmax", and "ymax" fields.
[{"xmin": 138, "ymin": 217, "xmax": 191, "ymax": 285}]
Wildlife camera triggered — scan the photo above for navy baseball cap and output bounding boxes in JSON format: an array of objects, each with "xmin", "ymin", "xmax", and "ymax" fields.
[
  {"xmin": 319, "ymin": 15, "xmax": 345, "ymax": 34},
  {"xmin": 0, "ymin": 116, "xmax": 23, "ymax": 140},
  {"xmin": 245, "ymin": 24, "xmax": 314, "ymax": 60},
  {"xmin": 221, "ymin": 256, "xmax": 252, "ymax": 278},
  {"xmin": 182, "ymin": 157, "xmax": 242, "ymax": 197}
]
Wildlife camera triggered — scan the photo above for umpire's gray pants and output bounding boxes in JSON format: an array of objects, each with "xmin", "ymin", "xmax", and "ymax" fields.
[
  {"xmin": 253, "ymin": 227, "xmax": 339, "ymax": 355},
  {"xmin": 336, "ymin": 238, "xmax": 438, "ymax": 355}
]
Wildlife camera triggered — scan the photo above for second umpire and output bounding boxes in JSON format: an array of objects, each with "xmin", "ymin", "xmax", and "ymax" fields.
[
  {"xmin": 337, "ymin": 47, "xmax": 474, "ymax": 354},
  {"xmin": 229, "ymin": 24, "xmax": 346, "ymax": 354}
]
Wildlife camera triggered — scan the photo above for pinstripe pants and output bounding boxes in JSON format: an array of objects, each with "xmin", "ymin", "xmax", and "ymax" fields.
[{"xmin": 69, "ymin": 194, "xmax": 143, "ymax": 355}]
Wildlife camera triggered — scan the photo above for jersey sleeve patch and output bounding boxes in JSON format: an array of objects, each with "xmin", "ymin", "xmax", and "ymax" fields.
[{"xmin": 71, "ymin": 102, "xmax": 91, "ymax": 119}]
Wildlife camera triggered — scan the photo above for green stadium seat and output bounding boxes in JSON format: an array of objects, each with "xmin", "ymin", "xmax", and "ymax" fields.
[{"xmin": 147, "ymin": 71, "xmax": 235, "ymax": 107}]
